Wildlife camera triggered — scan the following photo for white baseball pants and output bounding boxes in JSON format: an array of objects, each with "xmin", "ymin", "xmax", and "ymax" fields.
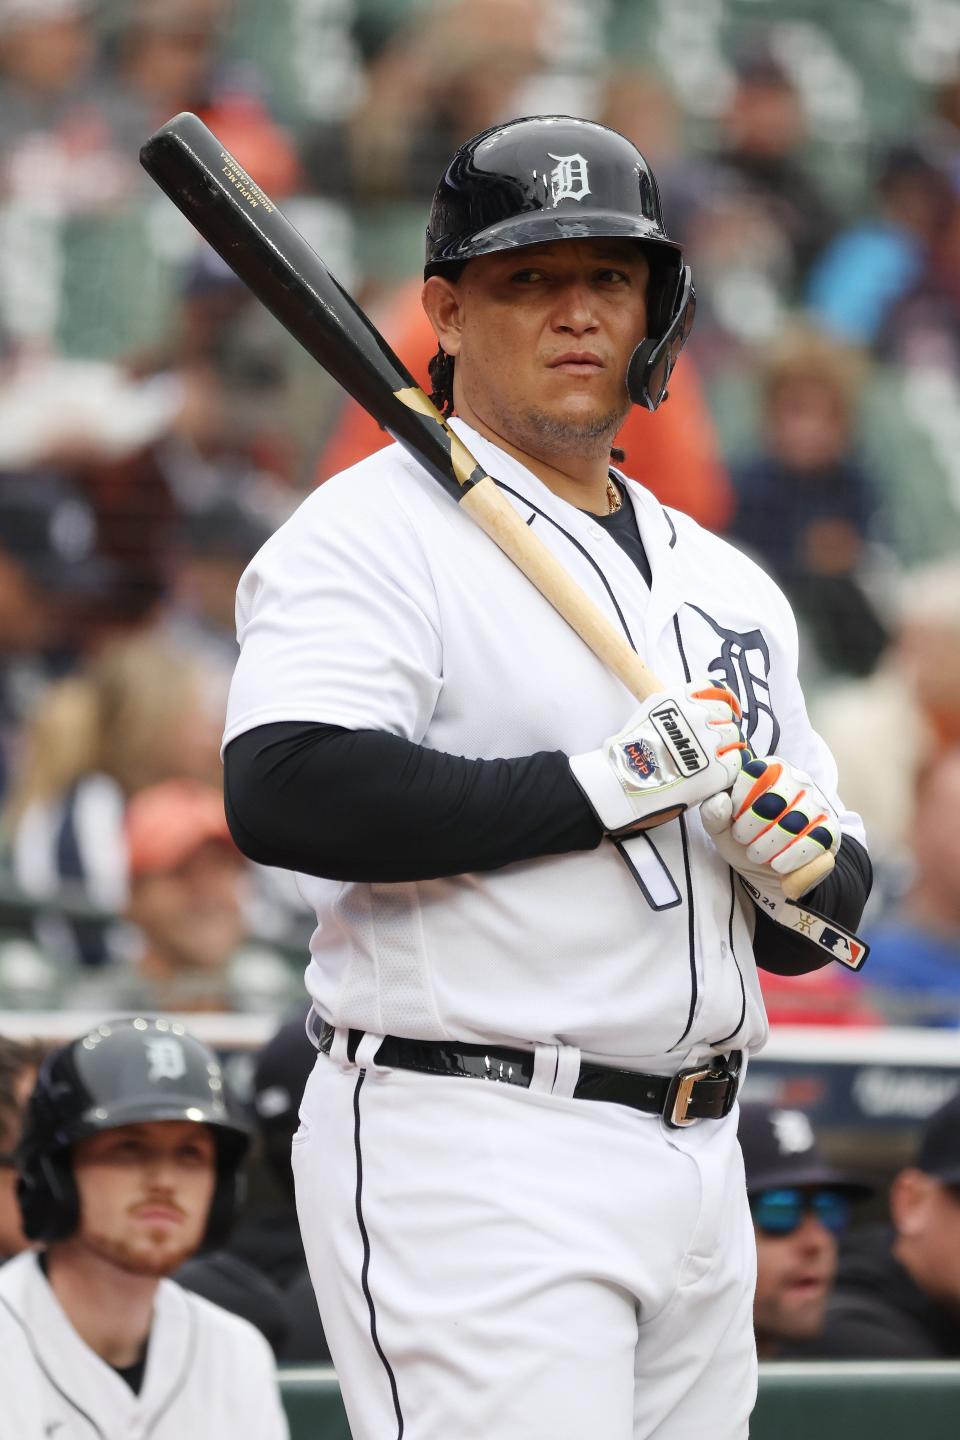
[{"xmin": 292, "ymin": 1036, "xmax": 757, "ymax": 1440}]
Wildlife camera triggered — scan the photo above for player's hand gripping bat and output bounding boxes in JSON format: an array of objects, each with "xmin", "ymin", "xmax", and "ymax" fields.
[{"xmin": 139, "ymin": 112, "xmax": 834, "ymax": 901}]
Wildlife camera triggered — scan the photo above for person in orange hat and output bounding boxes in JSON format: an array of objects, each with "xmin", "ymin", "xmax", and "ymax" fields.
[
  {"xmin": 70, "ymin": 779, "xmax": 297, "ymax": 1014},
  {"xmin": 123, "ymin": 779, "xmax": 250, "ymax": 1013}
]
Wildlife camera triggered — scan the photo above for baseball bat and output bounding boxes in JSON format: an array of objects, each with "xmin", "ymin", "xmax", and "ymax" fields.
[{"xmin": 139, "ymin": 112, "xmax": 833, "ymax": 899}]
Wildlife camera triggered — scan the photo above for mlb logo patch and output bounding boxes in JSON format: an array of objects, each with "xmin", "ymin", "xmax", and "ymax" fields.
[
  {"xmin": 820, "ymin": 927, "xmax": 868, "ymax": 971},
  {"xmin": 622, "ymin": 739, "xmax": 658, "ymax": 780}
]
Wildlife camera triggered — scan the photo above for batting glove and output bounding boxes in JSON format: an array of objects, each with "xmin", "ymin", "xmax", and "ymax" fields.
[
  {"xmin": 699, "ymin": 756, "xmax": 868, "ymax": 970},
  {"xmin": 570, "ymin": 684, "xmax": 744, "ymax": 836},
  {"xmin": 700, "ymin": 752, "xmax": 840, "ymax": 890}
]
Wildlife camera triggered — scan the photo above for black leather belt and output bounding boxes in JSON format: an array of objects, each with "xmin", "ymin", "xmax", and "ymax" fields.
[{"xmin": 316, "ymin": 1022, "xmax": 741, "ymax": 1129}]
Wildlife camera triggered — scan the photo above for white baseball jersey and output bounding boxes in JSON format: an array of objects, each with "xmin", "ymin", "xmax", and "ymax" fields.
[
  {"xmin": 0, "ymin": 1251, "xmax": 289, "ymax": 1440},
  {"xmin": 224, "ymin": 418, "xmax": 865, "ymax": 1070}
]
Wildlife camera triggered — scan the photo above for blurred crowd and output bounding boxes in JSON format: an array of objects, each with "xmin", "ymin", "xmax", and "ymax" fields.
[{"xmin": 0, "ymin": 0, "xmax": 959, "ymax": 1029}]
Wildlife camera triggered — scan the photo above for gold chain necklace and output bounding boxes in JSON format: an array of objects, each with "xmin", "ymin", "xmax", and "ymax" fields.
[{"xmin": 606, "ymin": 477, "xmax": 622, "ymax": 514}]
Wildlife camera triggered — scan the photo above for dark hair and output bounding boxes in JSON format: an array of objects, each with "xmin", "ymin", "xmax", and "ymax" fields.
[
  {"xmin": 428, "ymin": 345, "xmax": 456, "ymax": 417},
  {"xmin": 0, "ymin": 1036, "xmax": 46, "ymax": 1147}
]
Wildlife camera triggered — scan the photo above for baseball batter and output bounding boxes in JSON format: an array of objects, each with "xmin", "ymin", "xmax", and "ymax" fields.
[
  {"xmin": 0, "ymin": 1017, "xmax": 289, "ymax": 1439},
  {"xmin": 222, "ymin": 117, "xmax": 872, "ymax": 1439}
]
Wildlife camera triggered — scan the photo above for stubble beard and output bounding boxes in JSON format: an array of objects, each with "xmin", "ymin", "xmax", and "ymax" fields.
[
  {"xmin": 522, "ymin": 403, "xmax": 625, "ymax": 456},
  {"xmin": 80, "ymin": 1224, "xmax": 200, "ymax": 1279}
]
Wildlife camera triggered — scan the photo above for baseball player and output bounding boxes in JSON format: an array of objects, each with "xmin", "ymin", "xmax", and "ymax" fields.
[
  {"xmin": 0, "ymin": 1015, "xmax": 289, "ymax": 1439},
  {"xmin": 222, "ymin": 117, "xmax": 872, "ymax": 1439}
]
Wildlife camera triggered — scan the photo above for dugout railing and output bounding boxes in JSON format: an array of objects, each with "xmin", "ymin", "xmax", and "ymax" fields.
[{"xmin": 277, "ymin": 1361, "xmax": 960, "ymax": 1440}]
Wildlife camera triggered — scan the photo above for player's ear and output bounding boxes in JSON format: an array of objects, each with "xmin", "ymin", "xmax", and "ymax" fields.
[
  {"xmin": 422, "ymin": 276, "xmax": 464, "ymax": 358},
  {"xmin": 890, "ymin": 1168, "xmax": 933, "ymax": 1237}
]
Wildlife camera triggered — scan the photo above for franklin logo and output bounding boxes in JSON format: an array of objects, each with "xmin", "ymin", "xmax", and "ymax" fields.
[
  {"xmin": 649, "ymin": 704, "xmax": 708, "ymax": 774},
  {"xmin": 622, "ymin": 738, "xmax": 658, "ymax": 780},
  {"xmin": 548, "ymin": 152, "xmax": 591, "ymax": 204},
  {"xmin": 145, "ymin": 1036, "xmax": 187, "ymax": 1083}
]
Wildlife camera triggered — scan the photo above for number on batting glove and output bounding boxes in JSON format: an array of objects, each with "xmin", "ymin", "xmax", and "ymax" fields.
[{"xmin": 569, "ymin": 683, "xmax": 745, "ymax": 837}]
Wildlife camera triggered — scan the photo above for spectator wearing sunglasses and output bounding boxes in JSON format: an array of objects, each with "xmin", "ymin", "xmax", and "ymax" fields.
[
  {"xmin": 738, "ymin": 1102, "xmax": 872, "ymax": 1358},
  {"xmin": 818, "ymin": 1092, "xmax": 960, "ymax": 1358}
]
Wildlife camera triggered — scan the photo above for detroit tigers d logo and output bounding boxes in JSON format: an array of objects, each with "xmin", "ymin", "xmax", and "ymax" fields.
[{"xmin": 548, "ymin": 153, "xmax": 591, "ymax": 204}]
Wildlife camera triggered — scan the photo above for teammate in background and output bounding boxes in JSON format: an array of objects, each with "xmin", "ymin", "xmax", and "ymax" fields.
[
  {"xmin": 738, "ymin": 1101, "xmax": 872, "ymax": 1357},
  {"xmin": 0, "ymin": 1015, "xmax": 289, "ymax": 1438},
  {"xmin": 0, "ymin": 1034, "xmax": 46, "ymax": 1263},
  {"xmin": 818, "ymin": 1092, "xmax": 960, "ymax": 1358},
  {"xmin": 223, "ymin": 117, "xmax": 871, "ymax": 1439}
]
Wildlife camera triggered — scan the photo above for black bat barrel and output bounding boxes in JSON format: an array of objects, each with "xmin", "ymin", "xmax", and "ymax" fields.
[{"xmin": 139, "ymin": 112, "xmax": 481, "ymax": 502}]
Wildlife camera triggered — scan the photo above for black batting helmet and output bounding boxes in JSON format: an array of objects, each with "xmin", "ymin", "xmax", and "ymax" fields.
[
  {"xmin": 16, "ymin": 1015, "xmax": 251, "ymax": 1247},
  {"xmin": 424, "ymin": 115, "xmax": 695, "ymax": 411}
]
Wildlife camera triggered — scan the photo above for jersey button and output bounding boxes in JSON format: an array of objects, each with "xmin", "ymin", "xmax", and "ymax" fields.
[{"xmin": 587, "ymin": 524, "xmax": 603, "ymax": 541}]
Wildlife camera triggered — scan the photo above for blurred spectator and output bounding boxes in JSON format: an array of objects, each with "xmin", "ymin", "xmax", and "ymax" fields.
[
  {"xmin": 105, "ymin": 0, "xmax": 300, "ymax": 200},
  {"xmin": 329, "ymin": 0, "xmax": 551, "ymax": 202},
  {"xmin": 812, "ymin": 559, "xmax": 960, "ymax": 876},
  {"xmin": 66, "ymin": 778, "xmax": 299, "ymax": 1015},
  {"xmin": 0, "ymin": 354, "xmax": 195, "ymax": 633},
  {"xmin": 6, "ymin": 634, "xmax": 224, "ymax": 967},
  {"xmin": 739, "ymin": 1101, "xmax": 872, "ymax": 1359},
  {"xmin": 878, "ymin": 175, "xmax": 960, "ymax": 374},
  {"xmin": 675, "ymin": 41, "xmax": 837, "ymax": 364},
  {"xmin": 0, "ymin": 0, "xmax": 103, "ymax": 193},
  {"xmin": 162, "ymin": 497, "xmax": 274, "ymax": 684},
  {"xmin": 808, "ymin": 142, "xmax": 954, "ymax": 348},
  {"xmin": 0, "ymin": 1033, "xmax": 45, "ymax": 1261},
  {"xmin": 859, "ymin": 749, "xmax": 960, "ymax": 1027},
  {"xmin": 931, "ymin": 61, "xmax": 960, "ymax": 150},
  {"xmin": 711, "ymin": 42, "xmax": 836, "ymax": 291},
  {"xmin": 818, "ymin": 1092, "xmax": 960, "ymax": 1357},
  {"xmin": 727, "ymin": 325, "xmax": 889, "ymax": 676},
  {"xmin": 0, "ymin": 473, "xmax": 109, "ymax": 803},
  {"xmin": 223, "ymin": 1011, "xmax": 332, "ymax": 1364}
]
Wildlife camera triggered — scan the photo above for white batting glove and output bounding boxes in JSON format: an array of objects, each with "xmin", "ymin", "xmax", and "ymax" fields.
[
  {"xmin": 700, "ymin": 753, "xmax": 840, "ymax": 896},
  {"xmin": 699, "ymin": 757, "xmax": 869, "ymax": 970},
  {"xmin": 570, "ymin": 684, "xmax": 744, "ymax": 836}
]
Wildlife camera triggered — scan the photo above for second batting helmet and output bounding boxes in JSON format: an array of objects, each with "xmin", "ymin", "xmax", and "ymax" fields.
[
  {"xmin": 16, "ymin": 1015, "xmax": 251, "ymax": 1246},
  {"xmin": 424, "ymin": 115, "xmax": 695, "ymax": 411}
]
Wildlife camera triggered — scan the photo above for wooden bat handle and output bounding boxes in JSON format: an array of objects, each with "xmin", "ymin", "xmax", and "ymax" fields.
[
  {"xmin": 781, "ymin": 851, "xmax": 835, "ymax": 902},
  {"xmin": 463, "ymin": 478, "xmax": 834, "ymax": 891}
]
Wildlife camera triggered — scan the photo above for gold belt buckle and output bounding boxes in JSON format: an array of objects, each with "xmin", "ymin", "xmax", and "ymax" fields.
[{"xmin": 664, "ymin": 1065, "xmax": 713, "ymax": 1129}]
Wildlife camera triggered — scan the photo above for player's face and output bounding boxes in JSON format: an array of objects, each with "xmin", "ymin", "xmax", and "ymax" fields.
[
  {"xmin": 429, "ymin": 238, "xmax": 649, "ymax": 458},
  {"xmin": 893, "ymin": 1172, "xmax": 960, "ymax": 1304},
  {"xmin": 70, "ymin": 1121, "xmax": 217, "ymax": 1277},
  {"xmin": 752, "ymin": 1198, "xmax": 838, "ymax": 1351}
]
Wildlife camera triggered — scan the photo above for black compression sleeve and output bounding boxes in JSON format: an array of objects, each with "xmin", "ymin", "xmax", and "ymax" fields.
[
  {"xmin": 752, "ymin": 834, "xmax": 873, "ymax": 975},
  {"xmin": 224, "ymin": 721, "xmax": 603, "ymax": 883}
]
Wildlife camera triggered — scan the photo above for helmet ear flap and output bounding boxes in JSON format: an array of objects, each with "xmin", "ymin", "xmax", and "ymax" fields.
[
  {"xmin": 17, "ymin": 1149, "xmax": 78, "ymax": 1243},
  {"xmin": 627, "ymin": 265, "xmax": 695, "ymax": 412}
]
